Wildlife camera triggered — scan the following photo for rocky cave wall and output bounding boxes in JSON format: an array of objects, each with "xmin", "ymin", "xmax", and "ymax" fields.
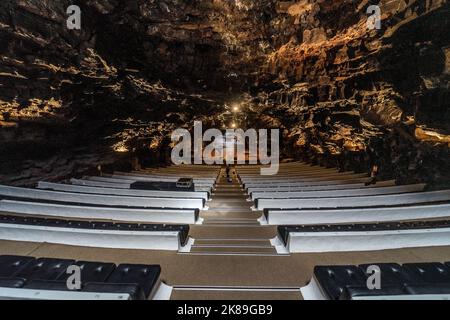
[
  {"xmin": 0, "ymin": 0, "xmax": 247, "ymax": 185},
  {"xmin": 247, "ymin": 0, "xmax": 450, "ymax": 186}
]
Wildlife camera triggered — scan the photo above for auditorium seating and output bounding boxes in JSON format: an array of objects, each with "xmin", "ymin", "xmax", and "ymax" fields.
[
  {"xmin": 108, "ymin": 173, "xmax": 216, "ymax": 185},
  {"xmin": 0, "ymin": 255, "xmax": 168, "ymax": 300},
  {"xmin": 2, "ymin": 161, "xmax": 450, "ymax": 300},
  {"xmin": 0, "ymin": 200, "xmax": 200, "ymax": 224},
  {"xmin": 0, "ymin": 185, "xmax": 206, "ymax": 209},
  {"xmin": 0, "ymin": 214, "xmax": 190, "ymax": 250},
  {"xmin": 276, "ymin": 220, "xmax": 450, "ymax": 252},
  {"xmin": 302, "ymin": 262, "xmax": 450, "ymax": 300},
  {"xmin": 243, "ymin": 177, "xmax": 374, "ymax": 189},
  {"xmin": 250, "ymin": 183, "xmax": 426, "ymax": 200},
  {"xmin": 0, "ymin": 165, "xmax": 224, "ymax": 253},
  {"xmin": 70, "ymin": 177, "xmax": 213, "ymax": 193},
  {"xmin": 234, "ymin": 162, "xmax": 450, "ymax": 255},
  {"xmin": 37, "ymin": 181, "xmax": 210, "ymax": 201},
  {"xmin": 253, "ymin": 190, "xmax": 450, "ymax": 210},
  {"xmin": 247, "ymin": 179, "xmax": 397, "ymax": 193},
  {"xmin": 263, "ymin": 203, "xmax": 450, "ymax": 225}
]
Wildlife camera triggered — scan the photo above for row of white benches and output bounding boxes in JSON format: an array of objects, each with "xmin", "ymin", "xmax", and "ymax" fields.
[
  {"xmin": 73, "ymin": 176, "xmax": 214, "ymax": 193},
  {"xmin": 236, "ymin": 162, "xmax": 450, "ymax": 254},
  {"xmin": 0, "ymin": 165, "xmax": 221, "ymax": 251}
]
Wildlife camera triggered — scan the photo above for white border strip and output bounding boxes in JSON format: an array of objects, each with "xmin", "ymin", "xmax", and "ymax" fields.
[
  {"xmin": 0, "ymin": 288, "xmax": 132, "ymax": 300},
  {"xmin": 300, "ymin": 277, "xmax": 450, "ymax": 300},
  {"xmin": 151, "ymin": 282, "xmax": 173, "ymax": 300},
  {"xmin": 300, "ymin": 277, "xmax": 328, "ymax": 300}
]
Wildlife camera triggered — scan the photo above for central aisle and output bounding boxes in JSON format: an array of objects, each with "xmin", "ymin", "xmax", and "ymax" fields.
[
  {"xmin": 171, "ymin": 168, "xmax": 301, "ymax": 299},
  {"xmin": 190, "ymin": 169, "xmax": 278, "ymax": 255}
]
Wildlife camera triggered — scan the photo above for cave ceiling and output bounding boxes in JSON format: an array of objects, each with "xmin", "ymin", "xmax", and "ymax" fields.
[{"xmin": 0, "ymin": 0, "xmax": 449, "ymax": 186}]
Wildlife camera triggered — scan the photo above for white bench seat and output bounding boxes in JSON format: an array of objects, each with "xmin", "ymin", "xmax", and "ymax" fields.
[
  {"xmin": 251, "ymin": 184, "xmax": 426, "ymax": 200},
  {"xmin": 240, "ymin": 173, "xmax": 368, "ymax": 184},
  {"xmin": 280, "ymin": 225, "xmax": 450, "ymax": 253},
  {"xmin": 107, "ymin": 174, "xmax": 216, "ymax": 184},
  {"xmin": 86, "ymin": 176, "xmax": 214, "ymax": 188},
  {"xmin": 247, "ymin": 180, "xmax": 396, "ymax": 193},
  {"xmin": 264, "ymin": 203, "xmax": 450, "ymax": 225},
  {"xmin": 238, "ymin": 171, "xmax": 357, "ymax": 179},
  {"xmin": 70, "ymin": 179, "xmax": 212, "ymax": 193},
  {"xmin": 0, "ymin": 223, "xmax": 189, "ymax": 251},
  {"xmin": 244, "ymin": 177, "xmax": 371, "ymax": 189},
  {"xmin": 70, "ymin": 178, "xmax": 131, "ymax": 189},
  {"xmin": 255, "ymin": 190, "xmax": 450, "ymax": 210},
  {"xmin": 38, "ymin": 181, "xmax": 209, "ymax": 200},
  {"xmin": 0, "ymin": 200, "xmax": 199, "ymax": 224},
  {"xmin": 0, "ymin": 185, "xmax": 205, "ymax": 209}
]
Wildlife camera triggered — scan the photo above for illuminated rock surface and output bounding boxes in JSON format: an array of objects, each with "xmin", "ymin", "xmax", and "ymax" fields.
[{"xmin": 0, "ymin": 0, "xmax": 449, "ymax": 185}]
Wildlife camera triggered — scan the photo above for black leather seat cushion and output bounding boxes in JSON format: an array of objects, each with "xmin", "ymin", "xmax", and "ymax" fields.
[
  {"xmin": 57, "ymin": 261, "xmax": 116, "ymax": 283},
  {"xmin": 0, "ymin": 255, "xmax": 163, "ymax": 300},
  {"xmin": 131, "ymin": 181, "xmax": 195, "ymax": 192},
  {"xmin": 106, "ymin": 264, "xmax": 161, "ymax": 298},
  {"xmin": 402, "ymin": 263, "xmax": 450, "ymax": 284},
  {"xmin": 24, "ymin": 280, "xmax": 71, "ymax": 291},
  {"xmin": 314, "ymin": 265, "xmax": 366, "ymax": 300},
  {"xmin": 405, "ymin": 283, "xmax": 450, "ymax": 295},
  {"xmin": 0, "ymin": 215, "xmax": 47, "ymax": 226},
  {"xmin": 0, "ymin": 255, "xmax": 35, "ymax": 277},
  {"xmin": 0, "ymin": 277, "xmax": 26, "ymax": 288},
  {"xmin": 139, "ymin": 224, "xmax": 190, "ymax": 245},
  {"xmin": 65, "ymin": 220, "xmax": 95, "ymax": 229},
  {"xmin": 16, "ymin": 258, "xmax": 75, "ymax": 281},
  {"xmin": 358, "ymin": 263, "xmax": 414, "ymax": 286},
  {"xmin": 315, "ymin": 262, "xmax": 450, "ymax": 300}
]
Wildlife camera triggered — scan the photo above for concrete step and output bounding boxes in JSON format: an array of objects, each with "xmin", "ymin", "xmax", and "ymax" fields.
[
  {"xmin": 194, "ymin": 239, "xmax": 271, "ymax": 246},
  {"xmin": 190, "ymin": 226, "xmax": 277, "ymax": 239},
  {"xmin": 190, "ymin": 246, "xmax": 278, "ymax": 254},
  {"xmin": 171, "ymin": 288, "xmax": 301, "ymax": 300}
]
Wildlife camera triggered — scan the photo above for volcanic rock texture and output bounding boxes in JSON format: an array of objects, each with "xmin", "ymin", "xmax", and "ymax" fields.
[
  {"xmin": 250, "ymin": 0, "xmax": 450, "ymax": 186},
  {"xmin": 0, "ymin": 0, "xmax": 449, "ymax": 186}
]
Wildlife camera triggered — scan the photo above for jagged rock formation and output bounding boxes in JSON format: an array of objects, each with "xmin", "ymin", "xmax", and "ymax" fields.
[
  {"xmin": 0, "ymin": 0, "xmax": 449, "ymax": 186},
  {"xmin": 249, "ymin": 0, "xmax": 450, "ymax": 186},
  {"xmin": 0, "ymin": 0, "xmax": 226, "ymax": 185}
]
